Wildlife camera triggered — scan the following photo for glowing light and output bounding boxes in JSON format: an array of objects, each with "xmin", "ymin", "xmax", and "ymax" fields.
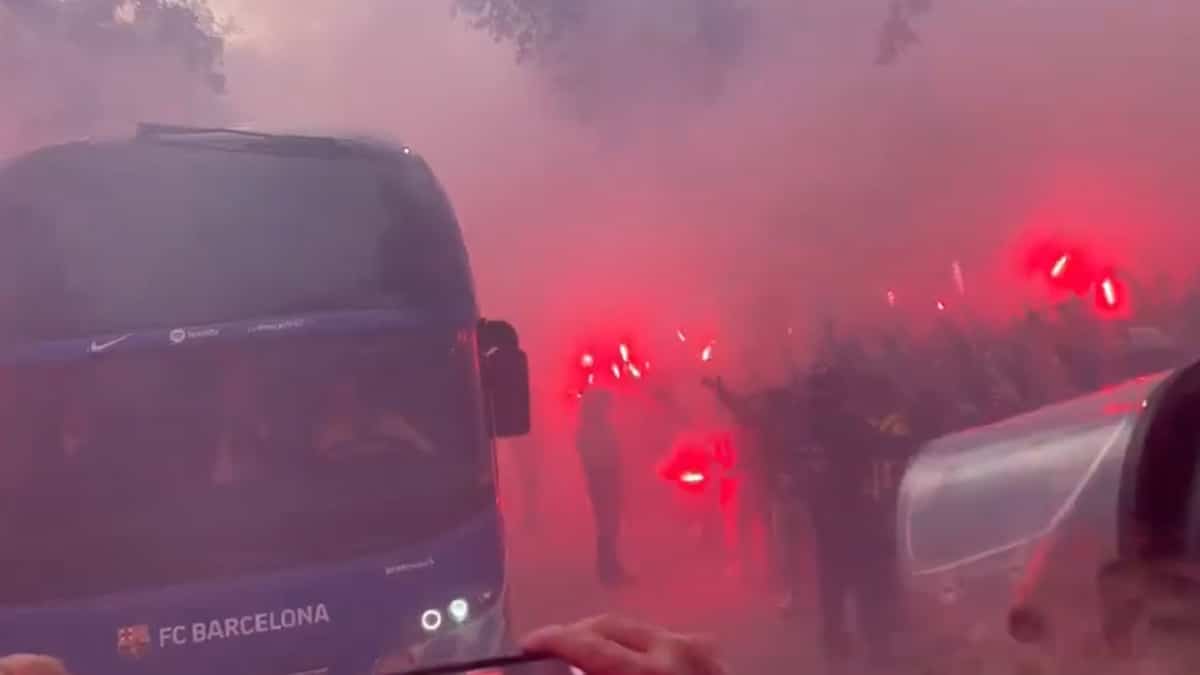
[
  {"xmin": 643, "ymin": 361, "xmax": 651, "ymax": 371},
  {"xmin": 952, "ymin": 260, "xmax": 965, "ymax": 295},
  {"xmin": 700, "ymin": 343, "xmax": 714, "ymax": 362},
  {"xmin": 618, "ymin": 343, "xmax": 630, "ymax": 362},
  {"xmin": 421, "ymin": 609, "xmax": 443, "ymax": 632},
  {"xmin": 611, "ymin": 363, "xmax": 621, "ymax": 379},
  {"xmin": 628, "ymin": 363, "xmax": 642, "ymax": 379},
  {"xmin": 676, "ymin": 329, "xmax": 687, "ymax": 343},
  {"xmin": 586, "ymin": 372, "xmax": 596, "ymax": 385},
  {"xmin": 1094, "ymin": 270, "xmax": 1125, "ymax": 312},
  {"xmin": 680, "ymin": 471, "xmax": 705, "ymax": 485},
  {"xmin": 1100, "ymin": 278, "xmax": 1117, "ymax": 306},
  {"xmin": 448, "ymin": 598, "xmax": 470, "ymax": 623},
  {"xmin": 936, "ymin": 301, "xmax": 946, "ymax": 311},
  {"xmin": 580, "ymin": 353, "xmax": 595, "ymax": 368},
  {"xmin": 1050, "ymin": 254, "xmax": 1070, "ymax": 279},
  {"xmin": 887, "ymin": 290, "xmax": 897, "ymax": 307}
]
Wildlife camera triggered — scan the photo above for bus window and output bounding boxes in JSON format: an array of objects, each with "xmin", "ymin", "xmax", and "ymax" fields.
[
  {"xmin": 907, "ymin": 421, "xmax": 1130, "ymax": 570},
  {"xmin": 0, "ymin": 145, "xmax": 476, "ymax": 341},
  {"xmin": 0, "ymin": 328, "xmax": 489, "ymax": 607}
]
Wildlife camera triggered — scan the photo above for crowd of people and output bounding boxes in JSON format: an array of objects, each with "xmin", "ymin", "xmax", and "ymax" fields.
[
  {"xmin": 561, "ymin": 283, "xmax": 1200, "ymax": 672},
  {"xmin": 704, "ymin": 287, "xmax": 1198, "ymax": 671}
]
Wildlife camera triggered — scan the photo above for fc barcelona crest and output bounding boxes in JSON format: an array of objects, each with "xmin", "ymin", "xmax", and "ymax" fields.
[{"xmin": 117, "ymin": 624, "xmax": 151, "ymax": 660}]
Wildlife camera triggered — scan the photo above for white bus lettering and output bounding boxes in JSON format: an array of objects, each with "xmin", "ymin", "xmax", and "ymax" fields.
[{"xmin": 163, "ymin": 604, "xmax": 332, "ymax": 647}]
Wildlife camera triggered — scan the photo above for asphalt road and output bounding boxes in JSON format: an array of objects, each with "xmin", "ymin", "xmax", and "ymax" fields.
[{"xmin": 504, "ymin": 511, "xmax": 820, "ymax": 675}]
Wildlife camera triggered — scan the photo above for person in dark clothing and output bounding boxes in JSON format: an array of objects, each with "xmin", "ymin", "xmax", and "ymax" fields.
[
  {"xmin": 805, "ymin": 365, "xmax": 912, "ymax": 671},
  {"xmin": 575, "ymin": 387, "xmax": 633, "ymax": 586},
  {"xmin": 701, "ymin": 376, "xmax": 804, "ymax": 592}
]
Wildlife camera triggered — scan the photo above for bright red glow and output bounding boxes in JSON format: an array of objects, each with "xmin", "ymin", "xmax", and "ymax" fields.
[
  {"xmin": 1096, "ymin": 272, "xmax": 1126, "ymax": 313},
  {"xmin": 1050, "ymin": 254, "xmax": 1070, "ymax": 279},
  {"xmin": 676, "ymin": 328, "xmax": 687, "ymax": 343},
  {"xmin": 936, "ymin": 300, "xmax": 946, "ymax": 311},
  {"xmin": 712, "ymin": 433, "xmax": 735, "ymax": 470},
  {"xmin": 564, "ymin": 333, "xmax": 657, "ymax": 396},
  {"xmin": 659, "ymin": 442, "xmax": 714, "ymax": 494},
  {"xmin": 1101, "ymin": 278, "xmax": 1117, "ymax": 305},
  {"xmin": 886, "ymin": 290, "xmax": 896, "ymax": 307},
  {"xmin": 700, "ymin": 343, "xmax": 714, "ymax": 362},
  {"xmin": 1030, "ymin": 243, "xmax": 1095, "ymax": 295}
]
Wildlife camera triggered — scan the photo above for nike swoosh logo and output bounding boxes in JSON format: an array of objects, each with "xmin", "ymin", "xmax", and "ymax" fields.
[{"xmin": 89, "ymin": 334, "xmax": 132, "ymax": 353}]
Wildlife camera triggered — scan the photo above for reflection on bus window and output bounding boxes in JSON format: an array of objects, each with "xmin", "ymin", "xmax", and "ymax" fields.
[{"xmin": 0, "ymin": 330, "xmax": 485, "ymax": 606}]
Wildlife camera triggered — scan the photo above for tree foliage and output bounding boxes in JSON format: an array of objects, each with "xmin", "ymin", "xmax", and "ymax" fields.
[
  {"xmin": 457, "ymin": 0, "xmax": 932, "ymax": 71},
  {"xmin": 455, "ymin": 0, "xmax": 749, "ymax": 65},
  {"xmin": 453, "ymin": 0, "xmax": 753, "ymax": 121},
  {"xmin": 876, "ymin": 0, "xmax": 931, "ymax": 65},
  {"xmin": 2, "ymin": 0, "xmax": 226, "ymax": 91},
  {"xmin": 452, "ymin": 0, "xmax": 588, "ymax": 63},
  {"xmin": 1, "ymin": 0, "xmax": 226, "ymax": 153}
]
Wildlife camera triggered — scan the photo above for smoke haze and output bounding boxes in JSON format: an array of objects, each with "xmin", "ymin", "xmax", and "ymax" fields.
[
  {"xmin": 5, "ymin": 0, "xmax": 1200, "ymax": 374},
  {"xmin": 6, "ymin": 3, "xmax": 1200, "ymax": 669}
]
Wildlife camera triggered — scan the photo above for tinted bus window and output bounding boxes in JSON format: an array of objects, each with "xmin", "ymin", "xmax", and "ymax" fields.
[
  {"xmin": 0, "ymin": 143, "xmax": 475, "ymax": 341},
  {"xmin": 907, "ymin": 421, "xmax": 1129, "ymax": 570},
  {"xmin": 0, "ymin": 328, "xmax": 489, "ymax": 606}
]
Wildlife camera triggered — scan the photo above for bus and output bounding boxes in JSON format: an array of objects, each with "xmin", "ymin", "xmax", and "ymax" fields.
[
  {"xmin": 0, "ymin": 124, "xmax": 530, "ymax": 675},
  {"xmin": 896, "ymin": 364, "xmax": 1199, "ymax": 669}
]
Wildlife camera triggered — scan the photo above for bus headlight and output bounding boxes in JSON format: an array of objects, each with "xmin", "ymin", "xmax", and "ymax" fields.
[
  {"xmin": 420, "ymin": 609, "xmax": 443, "ymax": 632},
  {"xmin": 419, "ymin": 589, "xmax": 496, "ymax": 634},
  {"xmin": 448, "ymin": 598, "xmax": 470, "ymax": 624}
]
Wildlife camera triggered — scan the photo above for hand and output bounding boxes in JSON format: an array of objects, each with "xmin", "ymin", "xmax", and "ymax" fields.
[
  {"xmin": 522, "ymin": 615, "xmax": 727, "ymax": 675},
  {"xmin": 0, "ymin": 655, "xmax": 70, "ymax": 675}
]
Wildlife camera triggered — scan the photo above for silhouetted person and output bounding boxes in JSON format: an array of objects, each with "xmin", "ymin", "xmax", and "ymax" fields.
[
  {"xmin": 806, "ymin": 365, "xmax": 908, "ymax": 671},
  {"xmin": 702, "ymin": 376, "xmax": 802, "ymax": 595},
  {"xmin": 575, "ymin": 388, "xmax": 632, "ymax": 586}
]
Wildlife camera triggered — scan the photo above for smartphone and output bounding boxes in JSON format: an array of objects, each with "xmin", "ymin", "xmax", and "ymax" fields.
[{"xmin": 390, "ymin": 652, "xmax": 578, "ymax": 675}]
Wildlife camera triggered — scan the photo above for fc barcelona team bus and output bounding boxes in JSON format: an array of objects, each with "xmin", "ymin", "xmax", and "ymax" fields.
[{"xmin": 0, "ymin": 124, "xmax": 530, "ymax": 675}]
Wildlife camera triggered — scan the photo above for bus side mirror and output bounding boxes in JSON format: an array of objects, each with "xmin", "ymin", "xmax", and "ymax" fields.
[{"xmin": 478, "ymin": 319, "xmax": 531, "ymax": 437}]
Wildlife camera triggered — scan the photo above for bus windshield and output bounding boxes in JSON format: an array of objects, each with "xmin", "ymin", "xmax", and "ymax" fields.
[
  {"xmin": 0, "ymin": 324, "xmax": 491, "ymax": 607},
  {"xmin": 0, "ymin": 142, "xmax": 475, "ymax": 341}
]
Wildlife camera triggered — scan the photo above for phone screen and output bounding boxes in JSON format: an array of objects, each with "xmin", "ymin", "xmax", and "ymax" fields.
[{"xmin": 392, "ymin": 653, "xmax": 579, "ymax": 675}]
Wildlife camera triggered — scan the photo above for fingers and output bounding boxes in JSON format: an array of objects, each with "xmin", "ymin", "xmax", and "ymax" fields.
[
  {"xmin": 0, "ymin": 655, "xmax": 70, "ymax": 675},
  {"xmin": 583, "ymin": 615, "xmax": 664, "ymax": 652},
  {"xmin": 660, "ymin": 633, "xmax": 728, "ymax": 675},
  {"xmin": 522, "ymin": 622, "xmax": 648, "ymax": 675},
  {"xmin": 522, "ymin": 616, "xmax": 727, "ymax": 675}
]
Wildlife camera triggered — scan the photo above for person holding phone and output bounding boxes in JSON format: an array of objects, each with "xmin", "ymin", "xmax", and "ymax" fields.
[
  {"xmin": 523, "ymin": 615, "xmax": 728, "ymax": 675},
  {"xmin": 0, "ymin": 655, "xmax": 70, "ymax": 675},
  {"xmin": 0, "ymin": 615, "xmax": 728, "ymax": 675}
]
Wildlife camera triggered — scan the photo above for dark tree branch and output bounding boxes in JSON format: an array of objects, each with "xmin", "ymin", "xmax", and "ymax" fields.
[{"xmin": 876, "ymin": 0, "xmax": 932, "ymax": 65}]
